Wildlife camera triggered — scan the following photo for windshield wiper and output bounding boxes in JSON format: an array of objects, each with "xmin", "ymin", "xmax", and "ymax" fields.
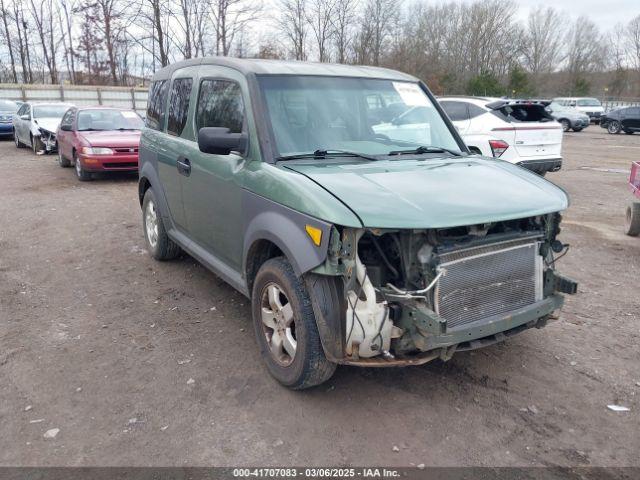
[
  {"xmin": 387, "ymin": 145, "xmax": 465, "ymax": 157},
  {"xmin": 276, "ymin": 149, "xmax": 378, "ymax": 162}
]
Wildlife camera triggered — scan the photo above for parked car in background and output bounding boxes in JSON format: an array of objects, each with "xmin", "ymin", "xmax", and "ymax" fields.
[
  {"xmin": 138, "ymin": 58, "xmax": 576, "ymax": 389},
  {"xmin": 13, "ymin": 102, "xmax": 73, "ymax": 154},
  {"xmin": 438, "ymin": 97, "xmax": 563, "ymax": 175},
  {"xmin": 552, "ymin": 97, "xmax": 604, "ymax": 124},
  {"xmin": 600, "ymin": 106, "xmax": 640, "ymax": 135},
  {"xmin": 0, "ymin": 99, "xmax": 20, "ymax": 138},
  {"xmin": 56, "ymin": 107, "xmax": 144, "ymax": 181},
  {"xmin": 545, "ymin": 101, "xmax": 590, "ymax": 132},
  {"xmin": 626, "ymin": 161, "xmax": 640, "ymax": 236}
]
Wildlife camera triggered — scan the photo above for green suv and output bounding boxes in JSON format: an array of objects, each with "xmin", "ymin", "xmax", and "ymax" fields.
[{"xmin": 138, "ymin": 58, "xmax": 577, "ymax": 389}]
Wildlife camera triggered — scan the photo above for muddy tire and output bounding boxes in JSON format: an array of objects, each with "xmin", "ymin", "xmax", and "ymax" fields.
[
  {"xmin": 607, "ymin": 121, "xmax": 621, "ymax": 134},
  {"xmin": 142, "ymin": 188, "xmax": 181, "ymax": 260},
  {"xmin": 32, "ymin": 135, "xmax": 43, "ymax": 154},
  {"xmin": 625, "ymin": 202, "xmax": 640, "ymax": 237},
  {"xmin": 74, "ymin": 151, "xmax": 92, "ymax": 181},
  {"xmin": 251, "ymin": 257, "xmax": 336, "ymax": 389},
  {"xmin": 58, "ymin": 148, "xmax": 70, "ymax": 167}
]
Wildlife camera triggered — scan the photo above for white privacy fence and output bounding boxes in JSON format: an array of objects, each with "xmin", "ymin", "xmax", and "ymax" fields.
[{"xmin": 0, "ymin": 84, "xmax": 149, "ymax": 115}]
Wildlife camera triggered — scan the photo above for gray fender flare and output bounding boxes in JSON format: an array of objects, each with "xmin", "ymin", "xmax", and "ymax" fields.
[
  {"xmin": 138, "ymin": 161, "xmax": 172, "ymax": 225},
  {"xmin": 242, "ymin": 191, "xmax": 332, "ymax": 277},
  {"xmin": 242, "ymin": 191, "xmax": 346, "ymax": 360}
]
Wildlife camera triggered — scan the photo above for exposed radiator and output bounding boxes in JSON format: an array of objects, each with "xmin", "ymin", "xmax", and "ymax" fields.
[{"xmin": 434, "ymin": 237, "xmax": 543, "ymax": 330}]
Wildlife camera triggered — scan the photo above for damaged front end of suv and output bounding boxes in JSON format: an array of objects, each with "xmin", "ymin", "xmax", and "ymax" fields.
[{"xmin": 309, "ymin": 212, "xmax": 576, "ymax": 366}]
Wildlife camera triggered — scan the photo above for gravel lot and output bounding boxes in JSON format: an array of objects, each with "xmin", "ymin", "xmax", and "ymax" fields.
[{"xmin": 0, "ymin": 129, "xmax": 638, "ymax": 467}]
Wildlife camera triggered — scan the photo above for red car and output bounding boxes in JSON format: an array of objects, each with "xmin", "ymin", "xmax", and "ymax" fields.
[{"xmin": 56, "ymin": 106, "xmax": 144, "ymax": 181}]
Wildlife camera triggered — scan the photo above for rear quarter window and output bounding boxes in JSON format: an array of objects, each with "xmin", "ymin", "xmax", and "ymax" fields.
[
  {"xmin": 440, "ymin": 101, "xmax": 469, "ymax": 121},
  {"xmin": 146, "ymin": 80, "xmax": 169, "ymax": 131}
]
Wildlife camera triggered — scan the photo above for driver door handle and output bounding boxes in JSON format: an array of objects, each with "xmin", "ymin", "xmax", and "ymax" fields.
[{"xmin": 177, "ymin": 156, "xmax": 191, "ymax": 177}]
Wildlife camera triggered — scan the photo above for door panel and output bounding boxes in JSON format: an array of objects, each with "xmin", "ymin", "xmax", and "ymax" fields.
[{"xmin": 182, "ymin": 70, "xmax": 248, "ymax": 271}]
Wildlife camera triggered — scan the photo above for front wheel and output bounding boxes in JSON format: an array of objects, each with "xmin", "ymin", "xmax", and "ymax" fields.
[
  {"xmin": 14, "ymin": 132, "xmax": 24, "ymax": 148},
  {"xmin": 32, "ymin": 135, "xmax": 43, "ymax": 154},
  {"xmin": 560, "ymin": 119, "xmax": 570, "ymax": 132},
  {"xmin": 251, "ymin": 257, "xmax": 336, "ymax": 389},
  {"xmin": 58, "ymin": 147, "xmax": 70, "ymax": 167},
  {"xmin": 608, "ymin": 121, "xmax": 621, "ymax": 134},
  {"xmin": 625, "ymin": 202, "xmax": 640, "ymax": 236},
  {"xmin": 74, "ymin": 151, "xmax": 91, "ymax": 181}
]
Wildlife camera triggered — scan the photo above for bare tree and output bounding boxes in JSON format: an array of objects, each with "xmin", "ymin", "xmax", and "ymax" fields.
[
  {"xmin": 522, "ymin": 7, "xmax": 564, "ymax": 80},
  {"xmin": 278, "ymin": 0, "xmax": 308, "ymax": 60},
  {"xmin": 359, "ymin": 0, "xmax": 399, "ymax": 66},
  {"xmin": 332, "ymin": 0, "xmax": 356, "ymax": 63},
  {"xmin": 59, "ymin": 0, "xmax": 77, "ymax": 83},
  {"xmin": 0, "ymin": 0, "xmax": 18, "ymax": 82},
  {"xmin": 564, "ymin": 16, "xmax": 606, "ymax": 93},
  {"xmin": 627, "ymin": 14, "xmax": 640, "ymax": 72},
  {"xmin": 307, "ymin": 0, "xmax": 336, "ymax": 62},
  {"xmin": 29, "ymin": 0, "xmax": 60, "ymax": 83},
  {"xmin": 209, "ymin": 0, "xmax": 262, "ymax": 56}
]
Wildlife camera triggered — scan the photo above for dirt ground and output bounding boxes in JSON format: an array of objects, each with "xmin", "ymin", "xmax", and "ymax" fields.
[{"xmin": 0, "ymin": 128, "xmax": 638, "ymax": 468}]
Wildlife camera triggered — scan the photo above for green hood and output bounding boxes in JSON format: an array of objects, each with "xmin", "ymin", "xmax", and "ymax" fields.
[{"xmin": 284, "ymin": 157, "xmax": 569, "ymax": 229}]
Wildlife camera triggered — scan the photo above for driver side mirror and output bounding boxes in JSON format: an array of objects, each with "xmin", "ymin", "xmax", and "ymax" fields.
[
  {"xmin": 60, "ymin": 124, "xmax": 72, "ymax": 131},
  {"xmin": 198, "ymin": 127, "xmax": 247, "ymax": 156}
]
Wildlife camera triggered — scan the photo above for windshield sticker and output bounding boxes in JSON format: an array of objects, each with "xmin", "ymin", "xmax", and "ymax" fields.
[{"xmin": 392, "ymin": 82, "xmax": 429, "ymax": 107}]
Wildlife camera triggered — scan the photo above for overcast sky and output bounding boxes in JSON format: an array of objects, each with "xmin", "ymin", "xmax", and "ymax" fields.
[{"xmin": 511, "ymin": 0, "xmax": 639, "ymax": 31}]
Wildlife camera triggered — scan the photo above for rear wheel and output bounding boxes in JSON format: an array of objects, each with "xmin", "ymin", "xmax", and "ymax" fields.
[
  {"xmin": 608, "ymin": 121, "xmax": 621, "ymax": 134},
  {"xmin": 625, "ymin": 202, "xmax": 640, "ymax": 236},
  {"xmin": 251, "ymin": 257, "xmax": 336, "ymax": 389},
  {"xmin": 142, "ymin": 188, "xmax": 181, "ymax": 260},
  {"xmin": 74, "ymin": 151, "xmax": 91, "ymax": 181}
]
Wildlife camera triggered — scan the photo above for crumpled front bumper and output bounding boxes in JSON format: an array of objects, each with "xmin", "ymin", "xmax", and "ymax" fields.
[{"xmin": 37, "ymin": 129, "xmax": 57, "ymax": 152}]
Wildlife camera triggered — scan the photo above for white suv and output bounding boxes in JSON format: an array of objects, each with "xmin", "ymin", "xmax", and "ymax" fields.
[
  {"xmin": 552, "ymin": 97, "xmax": 604, "ymax": 124},
  {"xmin": 439, "ymin": 97, "xmax": 564, "ymax": 175}
]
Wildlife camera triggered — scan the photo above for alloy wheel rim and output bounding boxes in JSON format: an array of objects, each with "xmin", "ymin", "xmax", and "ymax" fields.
[
  {"xmin": 145, "ymin": 200, "xmax": 159, "ymax": 248},
  {"xmin": 260, "ymin": 283, "xmax": 297, "ymax": 366},
  {"xmin": 609, "ymin": 122, "xmax": 619, "ymax": 134}
]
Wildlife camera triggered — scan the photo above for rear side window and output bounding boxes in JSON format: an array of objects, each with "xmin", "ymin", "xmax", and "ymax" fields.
[
  {"xmin": 196, "ymin": 79, "xmax": 244, "ymax": 133},
  {"xmin": 167, "ymin": 78, "xmax": 193, "ymax": 137},
  {"xmin": 146, "ymin": 80, "xmax": 168, "ymax": 131},
  {"xmin": 468, "ymin": 104, "xmax": 485, "ymax": 119},
  {"xmin": 440, "ymin": 101, "xmax": 469, "ymax": 121},
  {"xmin": 497, "ymin": 104, "xmax": 553, "ymax": 123}
]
